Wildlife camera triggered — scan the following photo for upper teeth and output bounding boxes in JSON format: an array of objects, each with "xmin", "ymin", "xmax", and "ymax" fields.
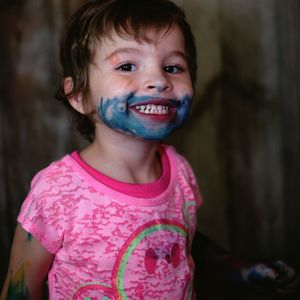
[{"xmin": 135, "ymin": 104, "xmax": 170, "ymax": 114}]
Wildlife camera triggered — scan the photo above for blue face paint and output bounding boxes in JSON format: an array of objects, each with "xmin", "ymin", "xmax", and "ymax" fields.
[{"xmin": 97, "ymin": 94, "xmax": 192, "ymax": 141}]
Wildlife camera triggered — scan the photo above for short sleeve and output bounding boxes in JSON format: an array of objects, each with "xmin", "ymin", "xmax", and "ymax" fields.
[
  {"xmin": 17, "ymin": 161, "xmax": 71, "ymax": 254},
  {"xmin": 176, "ymin": 153, "xmax": 203, "ymax": 208}
]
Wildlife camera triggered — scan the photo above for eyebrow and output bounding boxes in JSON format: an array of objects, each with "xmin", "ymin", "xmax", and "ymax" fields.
[
  {"xmin": 167, "ymin": 50, "xmax": 187, "ymax": 60},
  {"xmin": 105, "ymin": 48, "xmax": 140, "ymax": 61},
  {"xmin": 105, "ymin": 48, "xmax": 187, "ymax": 61}
]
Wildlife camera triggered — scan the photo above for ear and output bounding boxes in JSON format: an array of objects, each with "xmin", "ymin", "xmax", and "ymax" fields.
[{"xmin": 64, "ymin": 77, "xmax": 85, "ymax": 114}]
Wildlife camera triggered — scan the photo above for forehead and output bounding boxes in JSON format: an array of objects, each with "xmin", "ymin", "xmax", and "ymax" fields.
[{"xmin": 93, "ymin": 25, "xmax": 186, "ymax": 58}]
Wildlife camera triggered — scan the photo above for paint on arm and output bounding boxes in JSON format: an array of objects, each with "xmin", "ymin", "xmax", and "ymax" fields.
[
  {"xmin": 26, "ymin": 233, "xmax": 32, "ymax": 243},
  {"xmin": 1, "ymin": 225, "xmax": 53, "ymax": 300},
  {"xmin": 5, "ymin": 263, "xmax": 30, "ymax": 300}
]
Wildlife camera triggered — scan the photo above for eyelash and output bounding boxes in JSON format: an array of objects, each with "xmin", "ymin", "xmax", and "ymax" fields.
[
  {"xmin": 164, "ymin": 65, "xmax": 184, "ymax": 74},
  {"xmin": 116, "ymin": 63, "xmax": 184, "ymax": 74},
  {"xmin": 116, "ymin": 63, "xmax": 137, "ymax": 72}
]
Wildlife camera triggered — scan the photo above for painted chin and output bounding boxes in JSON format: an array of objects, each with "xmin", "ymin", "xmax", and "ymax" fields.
[
  {"xmin": 98, "ymin": 94, "xmax": 192, "ymax": 141},
  {"xmin": 128, "ymin": 112, "xmax": 185, "ymax": 141}
]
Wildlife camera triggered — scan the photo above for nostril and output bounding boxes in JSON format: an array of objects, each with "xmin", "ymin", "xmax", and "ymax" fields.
[
  {"xmin": 144, "ymin": 75, "xmax": 172, "ymax": 92},
  {"xmin": 146, "ymin": 84, "xmax": 168, "ymax": 93}
]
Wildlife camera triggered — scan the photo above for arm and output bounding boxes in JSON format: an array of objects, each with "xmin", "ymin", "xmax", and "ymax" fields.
[
  {"xmin": 1, "ymin": 224, "xmax": 54, "ymax": 300},
  {"xmin": 192, "ymin": 231, "xmax": 300, "ymax": 294}
]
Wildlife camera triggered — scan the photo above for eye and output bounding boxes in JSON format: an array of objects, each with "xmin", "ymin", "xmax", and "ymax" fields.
[
  {"xmin": 116, "ymin": 63, "xmax": 137, "ymax": 72},
  {"xmin": 164, "ymin": 65, "xmax": 184, "ymax": 74}
]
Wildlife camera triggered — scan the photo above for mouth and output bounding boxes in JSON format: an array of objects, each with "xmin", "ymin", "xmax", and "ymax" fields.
[
  {"xmin": 129, "ymin": 99, "xmax": 177, "ymax": 118},
  {"xmin": 134, "ymin": 103, "xmax": 170, "ymax": 115}
]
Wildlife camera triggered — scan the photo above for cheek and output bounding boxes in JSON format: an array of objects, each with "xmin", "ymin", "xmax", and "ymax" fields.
[
  {"xmin": 175, "ymin": 80, "xmax": 193, "ymax": 100},
  {"xmin": 181, "ymin": 83, "xmax": 193, "ymax": 97},
  {"xmin": 97, "ymin": 95, "xmax": 131, "ymax": 125},
  {"xmin": 98, "ymin": 98, "xmax": 121, "ymax": 120},
  {"xmin": 175, "ymin": 94, "xmax": 192, "ymax": 125},
  {"xmin": 102, "ymin": 74, "xmax": 136, "ymax": 98}
]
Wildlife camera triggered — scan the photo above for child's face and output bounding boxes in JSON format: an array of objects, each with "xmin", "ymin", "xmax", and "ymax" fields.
[{"xmin": 86, "ymin": 25, "xmax": 193, "ymax": 141}]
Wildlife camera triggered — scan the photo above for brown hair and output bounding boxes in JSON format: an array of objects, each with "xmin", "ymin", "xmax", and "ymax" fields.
[{"xmin": 55, "ymin": 0, "xmax": 197, "ymax": 141}]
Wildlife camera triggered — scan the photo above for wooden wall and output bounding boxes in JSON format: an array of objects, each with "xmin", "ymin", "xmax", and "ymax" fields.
[
  {"xmin": 1, "ymin": 0, "xmax": 299, "ymax": 286},
  {"xmin": 0, "ymin": 0, "xmax": 84, "ymax": 284},
  {"xmin": 171, "ymin": 0, "xmax": 300, "ymax": 263}
]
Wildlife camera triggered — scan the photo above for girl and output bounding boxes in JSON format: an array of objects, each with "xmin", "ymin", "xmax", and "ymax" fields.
[{"xmin": 1, "ymin": 0, "xmax": 201, "ymax": 299}]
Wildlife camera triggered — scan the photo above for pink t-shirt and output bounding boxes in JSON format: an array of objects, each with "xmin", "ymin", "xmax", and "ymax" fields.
[{"xmin": 18, "ymin": 145, "xmax": 202, "ymax": 300}]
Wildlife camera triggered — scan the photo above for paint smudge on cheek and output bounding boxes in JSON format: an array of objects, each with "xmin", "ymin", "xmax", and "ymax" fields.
[
  {"xmin": 97, "ymin": 95, "xmax": 129, "ymax": 127},
  {"xmin": 6, "ymin": 263, "xmax": 31, "ymax": 300},
  {"xmin": 105, "ymin": 105, "xmax": 114, "ymax": 120},
  {"xmin": 117, "ymin": 103, "xmax": 126, "ymax": 112},
  {"xmin": 175, "ymin": 95, "xmax": 192, "ymax": 125}
]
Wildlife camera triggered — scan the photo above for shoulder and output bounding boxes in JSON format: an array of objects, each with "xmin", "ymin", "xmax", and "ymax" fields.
[
  {"xmin": 162, "ymin": 144, "xmax": 194, "ymax": 175},
  {"xmin": 20, "ymin": 154, "xmax": 80, "ymax": 215},
  {"xmin": 29, "ymin": 154, "xmax": 78, "ymax": 194},
  {"xmin": 18, "ymin": 154, "xmax": 79, "ymax": 253},
  {"xmin": 162, "ymin": 144, "xmax": 203, "ymax": 207}
]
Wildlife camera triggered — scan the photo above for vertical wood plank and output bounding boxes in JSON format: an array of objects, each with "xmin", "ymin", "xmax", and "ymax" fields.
[
  {"xmin": 0, "ymin": 0, "xmax": 84, "ymax": 285},
  {"xmin": 276, "ymin": 0, "xmax": 300, "ymax": 263}
]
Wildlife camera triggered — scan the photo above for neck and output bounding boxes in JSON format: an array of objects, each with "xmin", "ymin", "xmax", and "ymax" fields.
[{"xmin": 80, "ymin": 127, "xmax": 161, "ymax": 184}]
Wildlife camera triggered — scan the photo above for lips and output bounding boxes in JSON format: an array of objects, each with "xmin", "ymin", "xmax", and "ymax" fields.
[
  {"xmin": 134, "ymin": 103, "xmax": 170, "ymax": 115},
  {"xmin": 129, "ymin": 99, "xmax": 177, "ymax": 121}
]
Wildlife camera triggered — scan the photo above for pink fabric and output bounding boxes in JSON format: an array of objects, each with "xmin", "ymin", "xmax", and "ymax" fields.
[
  {"xmin": 18, "ymin": 144, "xmax": 202, "ymax": 300},
  {"xmin": 70, "ymin": 146, "xmax": 170, "ymax": 198}
]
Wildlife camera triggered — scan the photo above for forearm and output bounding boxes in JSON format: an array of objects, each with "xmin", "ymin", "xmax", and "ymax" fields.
[
  {"xmin": 192, "ymin": 231, "xmax": 300, "ymax": 294},
  {"xmin": 1, "ymin": 225, "xmax": 53, "ymax": 300},
  {"xmin": 1, "ymin": 268, "xmax": 29, "ymax": 300},
  {"xmin": 192, "ymin": 230, "xmax": 231, "ymax": 268},
  {"xmin": 1, "ymin": 261, "xmax": 47, "ymax": 300}
]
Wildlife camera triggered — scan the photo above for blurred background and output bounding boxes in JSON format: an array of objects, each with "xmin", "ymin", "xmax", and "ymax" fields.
[{"xmin": 0, "ymin": 0, "xmax": 299, "ymax": 297}]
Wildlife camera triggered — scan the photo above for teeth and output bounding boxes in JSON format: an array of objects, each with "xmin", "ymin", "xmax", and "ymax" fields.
[{"xmin": 135, "ymin": 104, "xmax": 170, "ymax": 115}]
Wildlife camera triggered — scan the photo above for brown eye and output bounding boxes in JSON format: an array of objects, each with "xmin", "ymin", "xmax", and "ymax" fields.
[
  {"xmin": 164, "ymin": 65, "xmax": 183, "ymax": 74},
  {"xmin": 116, "ymin": 63, "xmax": 137, "ymax": 72}
]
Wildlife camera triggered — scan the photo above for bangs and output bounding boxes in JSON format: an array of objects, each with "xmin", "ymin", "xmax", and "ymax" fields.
[
  {"xmin": 108, "ymin": 17, "xmax": 174, "ymax": 43},
  {"xmin": 87, "ymin": 0, "xmax": 180, "ymax": 44}
]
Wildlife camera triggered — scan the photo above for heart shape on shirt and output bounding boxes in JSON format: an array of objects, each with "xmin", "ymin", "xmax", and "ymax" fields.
[{"xmin": 144, "ymin": 243, "xmax": 180, "ymax": 274}]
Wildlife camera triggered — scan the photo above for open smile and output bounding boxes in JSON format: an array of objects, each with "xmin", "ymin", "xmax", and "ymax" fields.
[
  {"xmin": 134, "ymin": 104, "xmax": 170, "ymax": 115},
  {"xmin": 129, "ymin": 98, "xmax": 177, "ymax": 118}
]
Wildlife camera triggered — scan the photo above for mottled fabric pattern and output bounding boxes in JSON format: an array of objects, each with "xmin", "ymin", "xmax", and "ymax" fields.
[{"xmin": 18, "ymin": 145, "xmax": 201, "ymax": 300}]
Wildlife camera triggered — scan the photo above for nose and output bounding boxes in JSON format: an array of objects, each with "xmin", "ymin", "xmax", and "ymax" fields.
[{"xmin": 142, "ymin": 69, "xmax": 173, "ymax": 93}]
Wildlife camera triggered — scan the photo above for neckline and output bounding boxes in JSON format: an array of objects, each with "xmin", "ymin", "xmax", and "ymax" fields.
[{"xmin": 70, "ymin": 146, "xmax": 171, "ymax": 198}]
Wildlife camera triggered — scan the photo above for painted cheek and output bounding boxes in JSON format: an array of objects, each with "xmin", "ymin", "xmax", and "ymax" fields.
[
  {"xmin": 98, "ymin": 96, "xmax": 127, "ymax": 121},
  {"xmin": 175, "ymin": 95, "xmax": 192, "ymax": 125}
]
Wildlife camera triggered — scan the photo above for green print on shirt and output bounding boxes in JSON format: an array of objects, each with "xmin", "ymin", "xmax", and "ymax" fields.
[{"xmin": 5, "ymin": 266, "xmax": 29, "ymax": 300}]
